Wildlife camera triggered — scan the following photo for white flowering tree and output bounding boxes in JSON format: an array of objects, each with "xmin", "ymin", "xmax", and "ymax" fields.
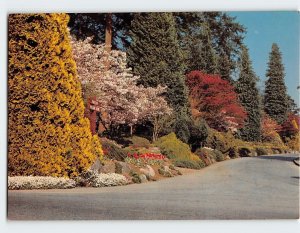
[{"xmin": 71, "ymin": 37, "xmax": 172, "ymax": 138}]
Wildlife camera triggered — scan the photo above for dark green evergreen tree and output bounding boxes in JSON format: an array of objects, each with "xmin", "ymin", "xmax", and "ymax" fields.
[
  {"xmin": 264, "ymin": 43, "xmax": 289, "ymax": 124},
  {"xmin": 188, "ymin": 118, "xmax": 209, "ymax": 152},
  {"xmin": 185, "ymin": 23, "xmax": 218, "ymax": 74},
  {"xmin": 287, "ymin": 95, "xmax": 299, "ymax": 114},
  {"xmin": 235, "ymin": 46, "xmax": 261, "ymax": 141},
  {"xmin": 203, "ymin": 12, "xmax": 246, "ymax": 83},
  {"xmin": 127, "ymin": 13, "xmax": 189, "ymax": 114},
  {"xmin": 174, "ymin": 110, "xmax": 191, "ymax": 144},
  {"xmin": 68, "ymin": 13, "xmax": 133, "ymax": 49},
  {"xmin": 173, "ymin": 13, "xmax": 218, "ymax": 74}
]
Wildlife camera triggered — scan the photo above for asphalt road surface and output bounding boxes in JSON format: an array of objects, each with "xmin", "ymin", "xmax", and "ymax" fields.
[{"xmin": 8, "ymin": 154, "xmax": 299, "ymax": 220}]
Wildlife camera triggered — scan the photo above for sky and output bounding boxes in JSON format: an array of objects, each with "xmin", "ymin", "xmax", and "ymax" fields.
[{"xmin": 228, "ymin": 11, "xmax": 299, "ymax": 105}]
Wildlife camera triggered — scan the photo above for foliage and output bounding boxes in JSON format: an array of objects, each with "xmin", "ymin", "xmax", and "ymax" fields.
[
  {"xmin": 204, "ymin": 127, "xmax": 287, "ymax": 158},
  {"xmin": 68, "ymin": 13, "xmax": 133, "ymax": 49},
  {"xmin": 287, "ymin": 95, "xmax": 300, "ymax": 115},
  {"xmin": 204, "ymin": 128, "xmax": 230, "ymax": 153},
  {"xmin": 264, "ymin": 43, "xmax": 289, "ymax": 124},
  {"xmin": 8, "ymin": 14, "xmax": 103, "ymax": 178},
  {"xmin": 8, "ymin": 176, "xmax": 76, "ymax": 190},
  {"xmin": 126, "ymin": 136, "xmax": 151, "ymax": 148},
  {"xmin": 173, "ymin": 160, "xmax": 205, "ymax": 170},
  {"xmin": 71, "ymin": 37, "xmax": 172, "ymax": 134},
  {"xmin": 174, "ymin": 12, "xmax": 245, "ymax": 82},
  {"xmin": 285, "ymin": 133, "xmax": 300, "ymax": 151},
  {"xmin": 186, "ymin": 71, "xmax": 247, "ymax": 131},
  {"xmin": 195, "ymin": 147, "xmax": 224, "ymax": 163},
  {"xmin": 151, "ymin": 114, "xmax": 176, "ymax": 141},
  {"xmin": 101, "ymin": 138, "xmax": 127, "ymax": 161},
  {"xmin": 154, "ymin": 133, "xmax": 198, "ymax": 161},
  {"xmin": 80, "ymin": 170, "xmax": 129, "ymax": 187},
  {"xmin": 261, "ymin": 114, "xmax": 282, "ymax": 143},
  {"xmin": 129, "ymin": 171, "xmax": 142, "ymax": 183},
  {"xmin": 188, "ymin": 118, "xmax": 209, "ymax": 152},
  {"xmin": 280, "ymin": 113, "xmax": 300, "ymax": 140},
  {"xmin": 235, "ymin": 46, "xmax": 261, "ymax": 141},
  {"xmin": 174, "ymin": 110, "xmax": 191, "ymax": 144},
  {"xmin": 214, "ymin": 149, "xmax": 225, "ymax": 162},
  {"xmin": 255, "ymin": 147, "xmax": 269, "ymax": 156},
  {"xmin": 205, "ymin": 12, "xmax": 246, "ymax": 83},
  {"xmin": 179, "ymin": 20, "xmax": 218, "ymax": 74},
  {"xmin": 127, "ymin": 12, "xmax": 189, "ymax": 117}
]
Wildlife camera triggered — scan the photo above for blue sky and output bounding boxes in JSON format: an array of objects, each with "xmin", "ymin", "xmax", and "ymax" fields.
[{"xmin": 228, "ymin": 11, "xmax": 299, "ymax": 105}]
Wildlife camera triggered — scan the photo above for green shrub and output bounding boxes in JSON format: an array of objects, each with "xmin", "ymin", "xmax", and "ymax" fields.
[
  {"xmin": 285, "ymin": 134, "xmax": 300, "ymax": 151},
  {"xmin": 256, "ymin": 147, "xmax": 268, "ymax": 156},
  {"xmin": 195, "ymin": 147, "xmax": 224, "ymax": 163},
  {"xmin": 101, "ymin": 138, "xmax": 127, "ymax": 161},
  {"xmin": 154, "ymin": 133, "xmax": 196, "ymax": 161},
  {"xmin": 173, "ymin": 160, "xmax": 205, "ymax": 170},
  {"xmin": 238, "ymin": 147, "xmax": 251, "ymax": 157},
  {"xmin": 174, "ymin": 118, "xmax": 190, "ymax": 144},
  {"xmin": 129, "ymin": 171, "xmax": 141, "ymax": 183},
  {"xmin": 197, "ymin": 159, "xmax": 206, "ymax": 168},
  {"xmin": 158, "ymin": 167, "xmax": 173, "ymax": 177},
  {"xmin": 169, "ymin": 164, "xmax": 175, "ymax": 170},
  {"xmin": 214, "ymin": 149, "xmax": 224, "ymax": 162},
  {"xmin": 204, "ymin": 128, "xmax": 232, "ymax": 153},
  {"xmin": 127, "ymin": 136, "xmax": 151, "ymax": 148},
  {"xmin": 188, "ymin": 118, "xmax": 209, "ymax": 152}
]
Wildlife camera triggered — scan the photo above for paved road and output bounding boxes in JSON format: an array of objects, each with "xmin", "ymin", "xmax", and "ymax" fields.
[{"xmin": 8, "ymin": 154, "xmax": 299, "ymax": 220}]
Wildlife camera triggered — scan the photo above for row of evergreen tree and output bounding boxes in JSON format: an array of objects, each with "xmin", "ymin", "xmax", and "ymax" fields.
[{"xmin": 69, "ymin": 12, "xmax": 295, "ymax": 143}]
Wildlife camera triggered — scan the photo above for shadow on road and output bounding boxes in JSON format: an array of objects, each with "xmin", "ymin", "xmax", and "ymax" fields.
[{"xmin": 257, "ymin": 155, "xmax": 299, "ymax": 162}]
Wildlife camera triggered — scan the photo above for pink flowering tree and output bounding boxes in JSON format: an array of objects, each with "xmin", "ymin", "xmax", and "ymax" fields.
[{"xmin": 71, "ymin": 37, "xmax": 172, "ymax": 138}]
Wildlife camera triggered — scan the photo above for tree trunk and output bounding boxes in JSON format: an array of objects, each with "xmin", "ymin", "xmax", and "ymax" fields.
[
  {"xmin": 152, "ymin": 116, "xmax": 159, "ymax": 142},
  {"xmin": 104, "ymin": 13, "xmax": 112, "ymax": 71},
  {"xmin": 105, "ymin": 13, "xmax": 112, "ymax": 53}
]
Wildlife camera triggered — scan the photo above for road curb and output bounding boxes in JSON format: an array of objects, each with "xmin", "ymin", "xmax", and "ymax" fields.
[{"xmin": 293, "ymin": 158, "xmax": 300, "ymax": 166}]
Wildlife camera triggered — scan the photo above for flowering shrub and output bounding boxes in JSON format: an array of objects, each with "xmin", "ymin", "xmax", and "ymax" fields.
[
  {"xmin": 80, "ymin": 170, "xmax": 129, "ymax": 187},
  {"xmin": 8, "ymin": 176, "xmax": 76, "ymax": 190},
  {"xmin": 125, "ymin": 153, "xmax": 166, "ymax": 167}
]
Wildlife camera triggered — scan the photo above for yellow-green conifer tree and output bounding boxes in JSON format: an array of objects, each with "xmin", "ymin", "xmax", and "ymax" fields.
[{"xmin": 8, "ymin": 13, "xmax": 102, "ymax": 178}]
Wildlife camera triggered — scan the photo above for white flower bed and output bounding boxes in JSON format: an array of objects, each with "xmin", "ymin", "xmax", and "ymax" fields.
[
  {"xmin": 82, "ymin": 170, "xmax": 129, "ymax": 187},
  {"xmin": 90, "ymin": 173, "xmax": 129, "ymax": 187},
  {"xmin": 8, "ymin": 176, "xmax": 76, "ymax": 190}
]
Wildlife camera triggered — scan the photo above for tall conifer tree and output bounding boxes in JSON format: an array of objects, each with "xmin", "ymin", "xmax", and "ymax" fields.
[
  {"xmin": 8, "ymin": 14, "xmax": 103, "ymax": 178},
  {"xmin": 264, "ymin": 43, "xmax": 288, "ymax": 124},
  {"xmin": 236, "ymin": 46, "xmax": 261, "ymax": 141},
  {"xmin": 127, "ymin": 13, "xmax": 188, "ymax": 113},
  {"xmin": 185, "ymin": 23, "xmax": 218, "ymax": 74}
]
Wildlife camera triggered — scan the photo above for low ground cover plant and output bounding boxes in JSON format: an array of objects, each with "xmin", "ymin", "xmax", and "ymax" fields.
[
  {"xmin": 79, "ymin": 170, "xmax": 129, "ymax": 187},
  {"xmin": 173, "ymin": 159, "xmax": 206, "ymax": 170},
  {"xmin": 8, "ymin": 176, "xmax": 76, "ymax": 190}
]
